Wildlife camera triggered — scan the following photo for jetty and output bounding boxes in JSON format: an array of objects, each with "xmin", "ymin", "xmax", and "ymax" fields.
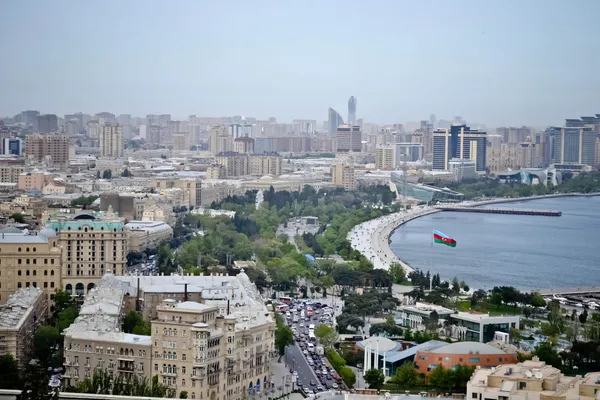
[{"xmin": 434, "ymin": 206, "xmax": 562, "ymax": 216}]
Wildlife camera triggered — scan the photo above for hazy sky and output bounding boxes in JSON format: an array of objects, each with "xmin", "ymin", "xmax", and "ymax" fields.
[{"xmin": 1, "ymin": 0, "xmax": 599, "ymax": 127}]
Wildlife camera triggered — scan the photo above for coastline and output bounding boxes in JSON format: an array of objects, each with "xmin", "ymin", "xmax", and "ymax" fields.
[{"xmin": 348, "ymin": 192, "xmax": 600, "ymax": 273}]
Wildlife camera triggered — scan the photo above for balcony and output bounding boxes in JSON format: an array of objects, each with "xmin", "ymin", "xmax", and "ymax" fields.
[
  {"xmin": 117, "ymin": 361, "xmax": 135, "ymax": 372},
  {"xmin": 193, "ymin": 359, "xmax": 207, "ymax": 368}
]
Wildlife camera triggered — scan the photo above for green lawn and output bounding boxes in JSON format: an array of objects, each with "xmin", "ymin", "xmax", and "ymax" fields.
[{"xmin": 456, "ymin": 300, "xmax": 521, "ymax": 316}]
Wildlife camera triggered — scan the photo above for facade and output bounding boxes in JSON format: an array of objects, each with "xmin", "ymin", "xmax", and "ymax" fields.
[
  {"xmin": 433, "ymin": 124, "xmax": 487, "ymax": 172},
  {"xmin": 233, "ymin": 137, "xmax": 255, "ymax": 154},
  {"xmin": 63, "ymin": 272, "xmax": 276, "ymax": 399},
  {"xmin": 552, "ymin": 127, "xmax": 598, "ymax": 167},
  {"xmin": 348, "ymin": 96, "xmax": 357, "ymax": 126},
  {"xmin": 396, "ymin": 302, "xmax": 455, "ymax": 331},
  {"xmin": 395, "ymin": 143, "xmax": 424, "ymax": 163},
  {"xmin": 152, "ymin": 175, "xmax": 203, "ymax": 208},
  {"xmin": 450, "ymin": 311, "xmax": 520, "ymax": 343},
  {"xmin": 99, "ymin": 124, "xmax": 124, "ymax": 157},
  {"xmin": 249, "ymin": 152, "xmax": 283, "ymax": 176},
  {"xmin": 336, "ymin": 125, "xmax": 362, "ymax": 152},
  {"xmin": 209, "ymin": 126, "xmax": 233, "ymax": 155},
  {"xmin": 125, "ymin": 220, "xmax": 173, "ymax": 252},
  {"xmin": 467, "ymin": 358, "xmax": 600, "ymax": 400},
  {"xmin": 25, "ymin": 133, "xmax": 70, "ymax": 167},
  {"xmin": 331, "ymin": 163, "xmax": 356, "ymax": 191},
  {"xmin": 487, "ymin": 145, "xmax": 520, "ymax": 173},
  {"xmin": 18, "ymin": 171, "xmax": 50, "ymax": 190},
  {"xmin": 414, "ymin": 342, "xmax": 518, "ymax": 375},
  {"xmin": 328, "ymin": 108, "xmax": 344, "ymax": 137},
  {"xmin": 0, "ymin": 229, "xmax": 62, "ymax": 303},
  {"xmin": 206, "ymin": 164, "xmax": 227, "ymax": 179},
  {"xmin": 34, "ymin": 114, "xmax": 58, "ymax": 133},
  {"xmin": 0, "ymin": 287, "xmax": 46, "ymax": 366},
  {"xmin": 3, "ymin": 138, "xmax": 22, "ymax": 156},
  {"xmin": 173, "ymin": 133, "xmax": 190, "ymax": 152},
  {"xmin": 215, "ymin": 152, "xmax": 249, "ymax": 177},
  {"xmin": 0, "ymin": 162, "xmax": 25, "ymax": 184},
  {"xmin": 46, "ymin": 209, "xmax": 128, "ymax": 296},
  {"xmin": 497, "ymin": 168, "xmax": 562, "ymax": 187},
  {"xmin": 448, "ymin": 158, "xmax": 477, "ymax": 181},
  {"xmin": 376, "ymin": 146, "xmax": 395, "ymax": 170}
]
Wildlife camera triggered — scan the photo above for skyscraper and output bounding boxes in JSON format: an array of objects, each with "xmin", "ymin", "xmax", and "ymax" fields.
[
  {"xmin": 34, "ymin": 114, "xmax": 58, "ymax": 133},
  {"xmin": 328, "ymin": 108, "xmax": 344, "ymax": 137},
  {"xmin": 432, "ymin": 124, "xmax": 487, "ymax": 172},
  {"xmin": 99, "ymin": 124, "xmax": 123, "ymax": 157},
  {"xmin": 348, "ymin": 96, "xmax": 357, "ymax": 126},
  {"xmin": 336, "ymin": 125, "xmax": 362, "ymax": 152}
]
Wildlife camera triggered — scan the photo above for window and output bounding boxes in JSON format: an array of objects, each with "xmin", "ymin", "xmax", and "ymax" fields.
[
  {"xmin": 155, "ymin": 364, "xmax": 158, "ymax": 371},
  {"xmin": 18, "ymin": 270, "xmax": 21, "ymax": 276},
  {"xmin": 472, "ymin": 394, "xmax": 478, "ymax": 399},
  {"xmin": 469, "ymin": 358, "xmax": 481, "ymax": 363},
  {"xmin": 519, "ymin": 382, "xmax": 527, "ymax": 390}
]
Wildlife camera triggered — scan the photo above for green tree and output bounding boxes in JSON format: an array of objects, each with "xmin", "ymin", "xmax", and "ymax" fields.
[
  {"xmin": 55, "ymin": 305, "xmax": 78, "ymax": 333},
  {"xmin": 534, "ymin": 342, "xmax": 562, "ymax": 369},
  {"xmin": 34, "ymin": 325, "xmax": 61, "ymax": 364},
  {"xmin": 121, "ymin": 168, "xmax": 132, "ymax": 177},
  {"xmin": 364, "ymin": 369, "xmax": 385, "ymax": 390},
  {"xmin": 274, "ymin": 314, "xmax": 294, "ymax": 360},
  {"xmin": 53, "ymin": 289, "xmax": 73, "ymax": 313},
  {"xmin": 314, "ymin": 324, "xmax": 339, "ymax": 349},
  {"xmin": 20, "ymin": 360, "xmax": 58, "ymax": 400},
  {"xmin": 10, "ymin": 212, "xmax": 25, "ymax": 223},
  {"xmin": 579, "ymin": 309, "xmax": 589, "ymax": 324},
  {"xmin": 393, "ymin": 361, "xmax": 418, "ymax": 389},
  {"xmin": 389, "ymin": 262, "xmax": 406, "ymax": 284},
  {"xmin": 179, "ymin": 390, "xmax": 189, "ymax": 398},
  {"xmin": 0, "ymin": 354, "xmax": 21, "ymax": 389},
  {"xmin": 122, "ymin": 310, "xmax": 144, "ymax": 333},
  {"xmin": 428, "ymin": 365, "xmax": 451, "ymax": 390},
  {"xmin": 339, "ymin": 366, "xmax": 356, "ymax": 388},
  {"xmin": 102, "ymin": 169, "xmax": 112, "ymax": 179}
]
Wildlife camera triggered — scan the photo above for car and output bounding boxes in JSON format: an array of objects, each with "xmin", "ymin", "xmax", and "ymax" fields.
[
  {"xmin": 293, "ymin": 371, "xmax": 298, "ymax": 377},
  {"xmin": 303, "ymin": 350, "xmax": 308, "ymax": 355},
  {"xmin": 310, "ymin": 380, "xmax": 316, "ymax": 386},
  {"xmin": 332, "ymin": 383, "xmax": 338, "ymax": 389},
  {"xmin": 317, "ymin": 386, "xmax": 324, "ymax": 392}
]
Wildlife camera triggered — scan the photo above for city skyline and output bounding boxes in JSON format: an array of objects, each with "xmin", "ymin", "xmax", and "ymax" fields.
[{"xmin": 1, "ymin": 1, "xmax": 599, "ymax": 126}]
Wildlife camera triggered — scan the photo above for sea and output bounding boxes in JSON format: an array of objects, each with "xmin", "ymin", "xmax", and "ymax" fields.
[{"xmin": 389, "ymin": 196, "xmax": 600, "ymax": 291}]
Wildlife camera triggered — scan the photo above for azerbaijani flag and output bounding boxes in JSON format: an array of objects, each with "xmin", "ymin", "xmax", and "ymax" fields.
[{"xmin": 433, "ymin": 230, "xmax": 456, "ymax": 247}]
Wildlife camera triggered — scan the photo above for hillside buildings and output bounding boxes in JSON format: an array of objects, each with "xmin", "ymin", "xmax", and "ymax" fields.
[{"xmin": 63, "ymin": 272, "xmax": 275, "ymax": 399}]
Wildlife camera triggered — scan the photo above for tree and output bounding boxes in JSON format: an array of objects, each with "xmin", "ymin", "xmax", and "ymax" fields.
[
  {"xmin": 314, "ymin": 324, "xmax": 339, "ymax": 349},
  {"xmin": 534, "ymin": 342, "xmax": 562, "ymax": 369},
  {"xmin": 102, "ymin": 169, "xmax": 112, "ymax": 179},
  {"xmin": 34, "ymin": 325, "xmax": 61, "ymax": 365},
  {"xmin": 121, "ymin": 168, "xmax": 132, "ymax": 177},
  {"xmin": 339, "ymin": 366, "xmax": 356, "ymax": 388},
  {"xmin": 0, "ymin": 354, "xmax": 21, "ymax": 389},
  {"xmin": 96, "ymin": 170, "xmax": 101, "ymax": 178},
  {"xmin": 364, "ymin": 369, "xmax": 385, "ymax": 390},
  {"xmin": 53, "ymin": 289, "xmax": 73, "ymax": 313},
  {"xmin": 393, "ymin": 361, "xmax": 418, "ymax": 389},
  {"xmin": 122, "ymin": 310, "xmax": 144, "ymax": 333},
  {"xmin": 10, "ymin": 212, "xmax": 25, "ymax": 223},
  {"xmin": 428, "ymin": 365, "xmax": 451, "ymax": 390},
  {"xmin": 389, "ymin": 263, "xmax": 406, "ymax": 284},
  {"xmin": 20, "ymin": 360, "xmax": 58, "ymax": 400},
  {"xmin": 55, "ymin": 305, "xmax": 78, "ymax": 333},
  {"xmin": 179, "ymin": 391, "xmax": 189, "ymax": 398},
  {"xmin": 274, "ymin": 315, "xmax": 294, "ymax": 360},
  {"xmin": 579, "ymin": 309, "xmax": 588, "ymax": 324}
]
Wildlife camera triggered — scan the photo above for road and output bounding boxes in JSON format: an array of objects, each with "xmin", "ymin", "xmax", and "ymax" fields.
[{"xmin": 284, "ymin": 343, "xmax": 319, "ymax": 388}]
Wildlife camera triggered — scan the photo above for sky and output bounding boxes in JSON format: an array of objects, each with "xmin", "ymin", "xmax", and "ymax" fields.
[{"xmin": 1, "ymin": 0, "xmax": 599, "ymax": 127}]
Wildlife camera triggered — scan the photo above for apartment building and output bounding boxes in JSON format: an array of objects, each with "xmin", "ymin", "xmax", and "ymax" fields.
[
  {"xmin": 99, "ymin": 124, "xmax": 124, "ymax": 158},
  {"xmin": 125, "ymin": 220, "xmax": 173, "ymax": 252},
  {"xmin": 331, "ymin": 163, "xmax": 356, "ymax": 191},
  {"xmin": 486, "ymin": 145, "xmax": 520, "ymax": 173},
  {"xmin": 0, "ymin": 228, "xmax": 62, "ymax": 303},
  {"xmin": 209, "ymin": 126, "xmax": 233, "ymax": 155},
  {"xmin": 152, "ymin": 175, "xmax": 202, "ymax": 209},
  {"xmin": 233, "ymin": 136, "xmax": 255, "ymax": 154},
  {"xmin": 375, "ymin": 146, "xmax": 395, "ymax": 170},
  {"xmin": 46, "ymin": 208, "xmax": 127, "ymax": 296},
  {"xmin": 25, "ymin": 133, "xmax": 70, "ymax": 167},
  {"xmin": 64, "ymin": 272, "xmax": 276, "ymax": 400},
  {"xmin": 0, "ymin": 164, "xmax": 25, "ymax": 184},
  {"xmin": 173, "ymin": 133, "xmax": 190, "ymax": 152},
  {"xmin": 206, "ymin": 164, "xmax": 227, "ymax": 179},
  {"xmin": 336, "ymin": 125, "xmax": 362, "ymax": 152},
  {"xmin": 0, "ymin": 287, "xmax": 46, "ymax": 366},
  {"xmin": 215, "ymin": 152, "xmax": 249, "ymax": 177},
  {"xmin": 17, "ymin": 171, "xmax": 51, "ymax": 190},
  {"xmin": 249, "ymin": 152, "xmax": 283, "ymax": 176}
]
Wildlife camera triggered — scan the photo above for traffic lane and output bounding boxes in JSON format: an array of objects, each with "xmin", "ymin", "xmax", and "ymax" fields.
[{"xmin": 285, "ymin": 344, "xmax": 319, "ymax": 388}]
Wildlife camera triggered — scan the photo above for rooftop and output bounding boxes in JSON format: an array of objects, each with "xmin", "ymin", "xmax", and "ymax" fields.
[
  {"xmin": 0, "ymin": 287, "xmax": 42, "ymax": 330},
  {"xmin": 428, "ymin": 341, "xmax": 509, "ymax": 355}
]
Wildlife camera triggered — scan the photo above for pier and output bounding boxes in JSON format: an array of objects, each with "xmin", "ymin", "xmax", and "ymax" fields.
[{"xmin": 434, "ymin": 206, "xmax": 562, "ymax": 216}]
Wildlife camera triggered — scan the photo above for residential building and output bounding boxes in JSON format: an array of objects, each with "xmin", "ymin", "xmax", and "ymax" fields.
[
  {"xmin": 209, "ymin": 126, "xmax": 233, "ymax": 155},
  {"xmin": 3, "ymin": 138, "xmax": 22, "ymax": 156},
  {"xmin": 467, "ymin": 358, "xmax": 600, "ymax": 400},
  {"xmin": 449, "ymin": 311, "xmax": 519, "ymax": 343},
  {"xmin": 414, "ymin": 342, "xmax": 518, "ymax": 375},
  {"xmin": 125, "ymin": 221, "xmax": 173, "ymax": 252},
  {"xmin": 332, "ymin": 163, "xmax": 356, "ymax": 191},
  {"xmin": 328, "ymin": 108, "xmax": 344, "ymax": 137},
  {"xmin": 17, "ymin": 171, "xmax": 50, "ymax": 191},
  {"xmin": 376, "ymin": 146, "xmax": 395, "ymax": 170},
  {"xmin": 249, "ymin": 152, "xmax": 283, "ymax": 176},
  {"xmin": 99, "ymin": 124, "xmax": 123, "ymax": 157},
  {"xmin": 433, "ymin": 124, "xmax": 487, "ymax": 172},
  {"xmin": 0, "ymin": 164, "xmax": 25, "ymax": 184},
  {"xmin": 173, "ymin": 133, "xmax": 190, "ymax": 152},
  {"xmin": 100, "ymin": 193, "xmax": 146, "ymax": 222},
  {"xmin": 448, "ymin": 158, "xmax": 477, "ymax": 181},
  {"xmin": 0, "ymin": 287, "xmax": 46, "ymax": 366},
  {"xmin": 395, "ymin": 143, "xmax": 424, "ymax": 163},
  {"xmin": 152, "ymin": 175, "xmax": 202, "ymax": 209},
  {"xmin": 336, "ymin": 125, "xmax": 362, "ymax": 152},
  {"xmin": 63, "ymin": 272, "xmax": 276, "ymax": 399},
  {"xmin": 46, "ymin": 208, "xmax": 127, "ymax": 296},
  {"xmin": 215, "ymin": 152, "xmax": 249, "ymax": 177},
  {"xmin": 552, "ymin": 126, "xmax": 598, "ymax": 167},
  {"xmin": 206, "ymin": 164, "xmax": 226, "ymax": 179},
  {"xmin": 0, "ymin": 229, "xmax": 62, "ymax": 303},
  {"xmin": 34, "ymin": 114, "xmax": 58, "ymax": 133},
  {"xmin": 25, "ymin": 133, "xmax": 70, "ymax": 167},
  {"xmin": 233, "ymin": 136, "xmax": 255, "ymax": 154}
]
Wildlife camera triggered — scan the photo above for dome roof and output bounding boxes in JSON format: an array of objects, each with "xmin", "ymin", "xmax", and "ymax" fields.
[
  {"xmin": 430, "ymin": 341, "xmax": 508, "ymax": 355},
  {"xmin": 39, "ymin": 225, "xmax": 57, "ymax": 238}
]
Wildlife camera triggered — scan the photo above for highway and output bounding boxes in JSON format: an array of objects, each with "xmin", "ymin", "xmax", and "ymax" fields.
[{"xmin": 285, "ymin": 343, "xmax": 319, "ymax": 389}]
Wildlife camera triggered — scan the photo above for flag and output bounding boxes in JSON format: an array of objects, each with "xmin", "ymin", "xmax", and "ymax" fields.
[{"xmin": 433, "ymin": 230, "xmax": 456, "ymax": 247}]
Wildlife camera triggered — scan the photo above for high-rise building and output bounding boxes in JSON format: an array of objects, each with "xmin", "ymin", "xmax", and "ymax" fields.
[
  {"xmin": 328, "ymin": 108, "xmax": 344, "ymax": 137},
  {"xmin": 332, "ymin": 162, "xmax": 356, "ymax": 191},
  {"xmin": 375, "ymin": 146, "xmax": 395, "ymax": 170},
  {"xmin": 25, "ymin": 133, "xmax": 70, "ymax": 167},
  {"xmin": 249, "ymin": 152, "xmax": 283, "ymax": 176},
  {"xmin": 233, "ymin": 136, "xmax": 255, "ymax": 154},
  {"xmin": 19, "ymin": 110, "xmax": 39, "ymax": 126},
  {"xmin": 147, "ymin": 125, "xmax": 161, "ymax": 143},
  {"xmin": 3, "ymin": 138, "xmax": 22, "ymax": 156},
  {"xmin": 46, "ymin": 208, "xmax": 127, "ymax": 296},
  {"xmin": 229, "ymin": 124, "xmax": 242, "ymax": 139},
  {"xmin": 336, "ymin": 125, "xmax": 362, "ymax": 152},
  {"xmin": 209, "ymin": 126, "xmax": 233, "ymax": 155},
  {"xmin": 34, "ymin": 114, "xmax": 58, "ymax": 133},
  {"xmin": 99, "ymin": 124, "xmax": 124, "ymax": 157},
  {"xmin": 95, "ymin": 112, "xmax": 116, "ymax": 124},
  {"xmin": 172, "ymin": 133, "xmax": 190, "ymax": 151},
  {"xmin": 214, "ymin": 152, "xmax": 249, "ymax": 177},
  {"xmin": 348, "ymin": 96, "xmax": 357, "ymax": 126},
  {"xmin": 486, "ymin": 145, "xmax": 519, "ymax": 173},
  {"xmin": 517, "ymin": 140, "xmax": 539, "ymax": 169},
  {"xmin": 433, "ymin": 124, "xmax": 487, "ymax": 172},
  {"xmin": 552, "ymin": 127, "xmax": 597, "ymax": 166}
]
